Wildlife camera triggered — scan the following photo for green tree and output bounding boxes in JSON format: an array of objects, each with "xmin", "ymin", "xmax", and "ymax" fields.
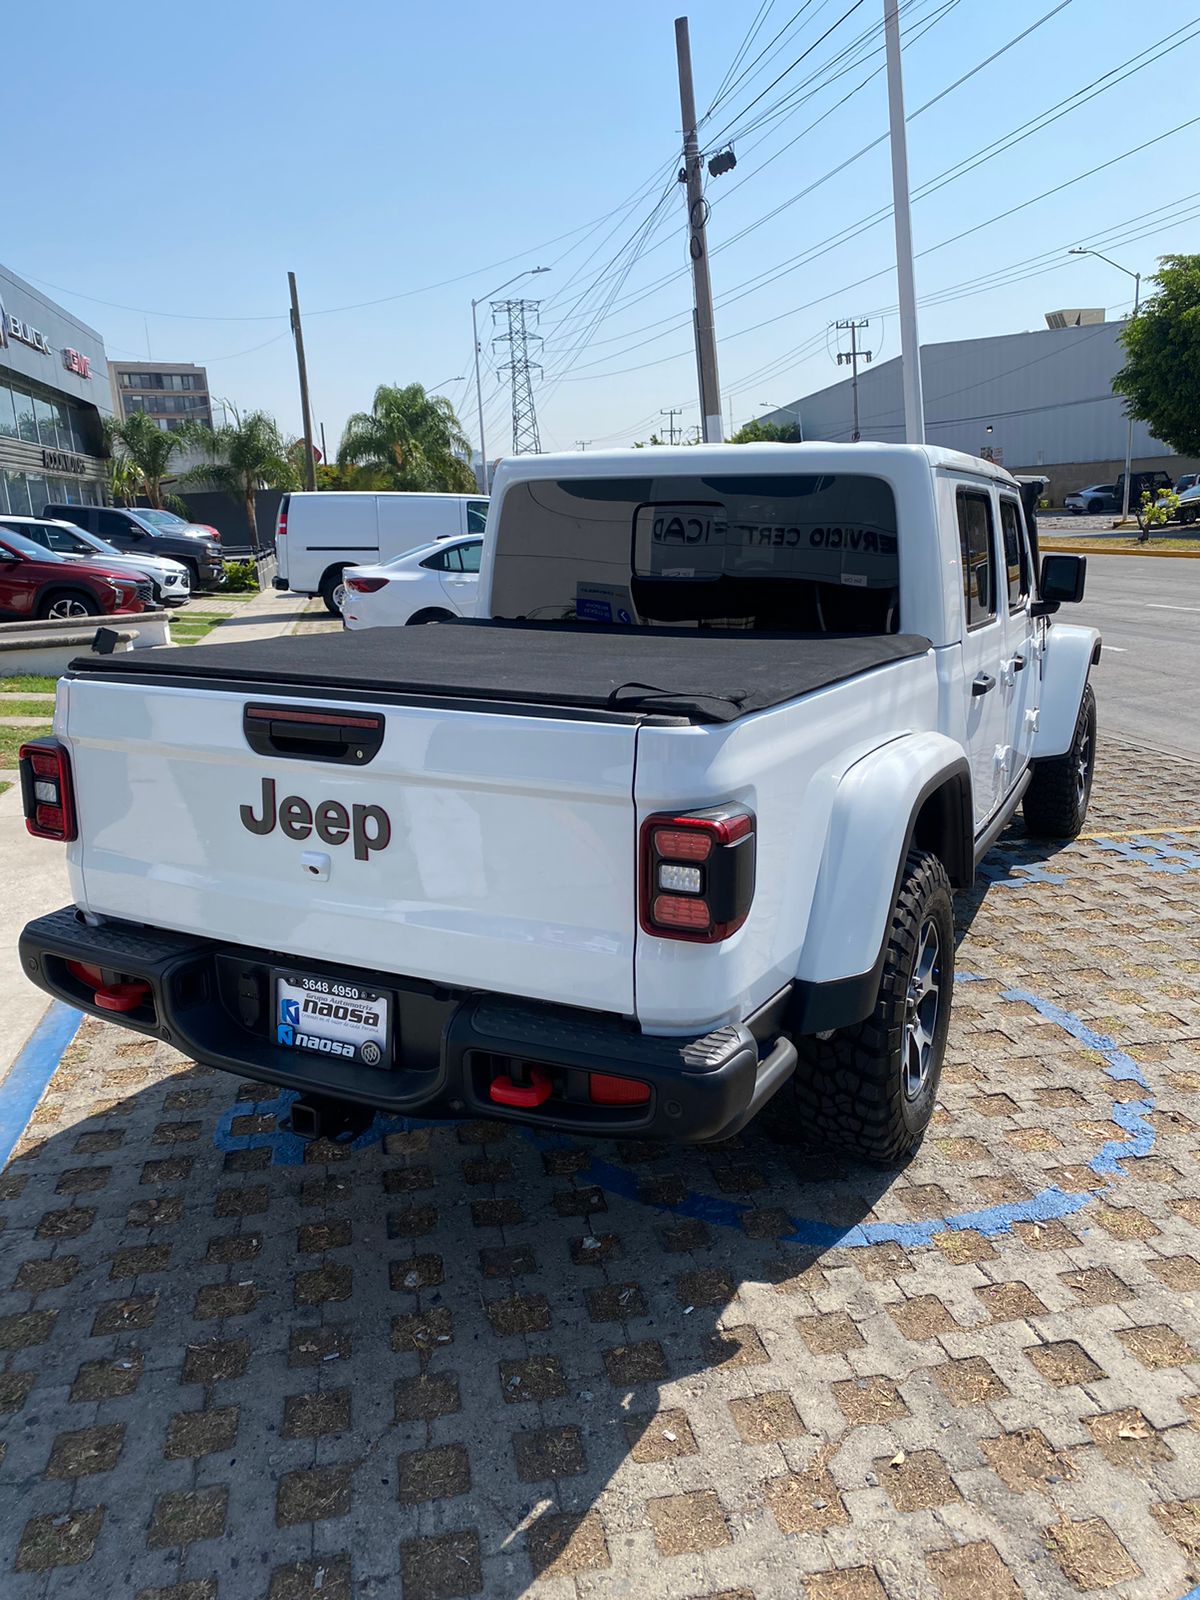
[
  {"xmin": 338, "ymin": 383, "xmax": 475, "ymax": 492},
  {"xmin": 1114, "ymin": 255, "xmax": 1200, "ymax": 458},
  {"xmin": 102, "ymin": 411, "xmax": 192, "ymax": 508},
  {"xmin": 183, "ymin": 407, "xmax": 299, "ymax": 552},
  {"xmin": 103, "ymin": 450, "xmax": 143, "ymax": 507},
  {"xmin": 728, "ymin": 417, "xmax": 802, "ymax": 444}
]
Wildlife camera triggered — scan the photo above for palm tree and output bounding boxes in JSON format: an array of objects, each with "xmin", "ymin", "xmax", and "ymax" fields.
[
  {"xmin": 183, "ymin": 407, "xmax": 299, "ymax": 552},
  {"xmin": 104, "ymin": 451, "xmax": 143, "ymax": 507},
  {"xmin": 338, "ymin": 383, "xmax": 475, "ymax": 492},
  {"xmin": 103, "ymin": 411, "xmax": 192, "ymax": 508}
]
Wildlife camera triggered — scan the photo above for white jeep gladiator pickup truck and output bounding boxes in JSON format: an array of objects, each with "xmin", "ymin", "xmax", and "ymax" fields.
[{"xmin": 19, "ymin": 444, "xmax": 1099, "ymax": 1164}]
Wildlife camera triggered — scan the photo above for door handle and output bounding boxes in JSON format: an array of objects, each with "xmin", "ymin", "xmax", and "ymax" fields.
[
  {"xmin": 1011, "ymin": 655, "xmax": 1026, "ymax": 672},
  {"xmin": 972, "ymin": 673, "xmax": 996, "ymax": 696}
]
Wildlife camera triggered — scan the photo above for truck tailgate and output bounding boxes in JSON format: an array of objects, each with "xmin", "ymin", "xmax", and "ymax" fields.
[{"xmin": 61, "ymin": 677, "xmax": 638, "ymax": 1014}]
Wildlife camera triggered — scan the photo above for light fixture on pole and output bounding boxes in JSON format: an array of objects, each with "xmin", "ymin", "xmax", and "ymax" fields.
[
  {"xmin": 1069, "ymin": 247, "xmax": 1142, "ymax": 522},
  {"xmin": 471, "ymin": 268, "xmax": 550, "ymax": 492},
  {"xmin": 760, "ymin": 402, "xmax": 803, "ymax": 440},
  {"xmin": 429, "ymin": 376, "xmax": 465, "ymax": 394}
]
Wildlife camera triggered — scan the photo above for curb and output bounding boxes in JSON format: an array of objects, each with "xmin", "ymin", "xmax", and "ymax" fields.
[
  {"xmin": 0, "ymin": 1001, "xmax": 81, "ymax": 1169},
  {"xmin": 1040, "ymin": 541, "xmax": 1200, "ymax": 558}
]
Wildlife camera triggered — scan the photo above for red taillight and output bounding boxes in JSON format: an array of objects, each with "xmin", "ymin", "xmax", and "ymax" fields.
[
  {"xmin": 276, "ymin": 505, "xmax": 288, "ymax": 539},
  {"xmin": 639, "ymin": 806, "xmax": 755, "ymax": 943},
  {"xmin": 19, "ymin": 739, "xmax": 76, "ymax": 841},
  {"xmin": 346, "ymin": 576, "xmax": 388, "ymax": 594},
  {"xmin": 589, "ymin": 1073, "xmax": 651, "ymax": 1105}
]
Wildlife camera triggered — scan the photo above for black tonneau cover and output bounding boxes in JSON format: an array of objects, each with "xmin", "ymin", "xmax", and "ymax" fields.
[{"xmin": 70, "ymin": 619, "xmax": 932, "ymax": 725}]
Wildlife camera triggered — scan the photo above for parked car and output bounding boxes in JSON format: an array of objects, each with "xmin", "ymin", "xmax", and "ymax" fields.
[
  {"xmin": 42, "ymin": 504, "xmax": 224, "ymax": 591},
  {"xmin": 135, "ymin": 507, "xmax": 223, "ymax": 543},
  {"xmin": 273, "ymin": 491, "xmax": 489, "ymax": 612},
  {"xmin": 0, "ymin": 526, "xmax": 148, "ymax": 620},
  {"xmin": 9, "ymin": 516, "xmax": 191, "ymax": 606},
  {"xmin": 18, "ymin": 442, "xmax": 1098, "ymax": 1167},
  {"xmin": 1169, "ymin": 483, "xmax": 1200, "ymax": 525},
  {"xmin": 1174, "ymin": 473, "xmax": 1199, "ymax": 494},
  {"xmin": 1114, "ymin": 470, "xmax": 1172, "ymax": 511},
  {"xmin": 1064, "ymin": 483, "xmax": 1117, "ymax": 514},
  {"xmin": 340, "ymin": 537, "xmax": 483, "ymax": 630}
]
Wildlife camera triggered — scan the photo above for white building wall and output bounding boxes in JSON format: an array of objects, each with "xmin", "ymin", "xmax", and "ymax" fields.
[{"xmin": 769, "ymin": 322, "xmax": 1164, "ymax": 470}]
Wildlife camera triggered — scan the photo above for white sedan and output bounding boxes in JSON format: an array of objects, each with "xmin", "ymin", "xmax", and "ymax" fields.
[{"xmin": 339, "ymin": 537, "xmax": 482, "ymax": 630}]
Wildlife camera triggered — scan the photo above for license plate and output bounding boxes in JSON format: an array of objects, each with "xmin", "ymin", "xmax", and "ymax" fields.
[{"xmin": 275, "ymin": 974, "xmax": 391, "ymax": 1069}]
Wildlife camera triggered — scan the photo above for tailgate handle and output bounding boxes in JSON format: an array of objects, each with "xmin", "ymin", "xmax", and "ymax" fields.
[{"xmin": 243, "ymin": 704, "xmax": 384, "ymax": 766}]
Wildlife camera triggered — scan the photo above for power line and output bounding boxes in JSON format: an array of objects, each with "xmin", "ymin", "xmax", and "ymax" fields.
[
  {"xmin": 553, "ymin": 117, "xmax": 1200, "ymax": 389},
  {"xmin": 705, "ymin": 0, "xmax": 779, "ymax": 116}
]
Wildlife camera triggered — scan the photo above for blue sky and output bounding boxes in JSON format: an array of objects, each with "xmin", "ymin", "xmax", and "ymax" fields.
[{"xmin": 9, "ymin": 0, "xmax": 1197, "ymax": 455}]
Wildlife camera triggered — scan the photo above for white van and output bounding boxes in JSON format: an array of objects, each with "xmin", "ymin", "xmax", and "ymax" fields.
[{"xmin": 273, "ymin": 492, "xmax": 489, "ymax": 612}]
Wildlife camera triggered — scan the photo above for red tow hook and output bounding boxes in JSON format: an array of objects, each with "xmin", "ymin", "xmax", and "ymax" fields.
[
  {"xmin": 65, "ymin": 960, "xmax": 152, "ymax": 1014},
  {"xmin": 489, "ymin": 1066, "xmax": 553, "ymax": 1108}
]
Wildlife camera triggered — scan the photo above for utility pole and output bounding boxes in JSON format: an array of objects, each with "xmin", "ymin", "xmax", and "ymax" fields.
[
  {"xmin": 883, "ymin": 2, "xmax": 924, "ymax": 444},
  {"xmin": 660, "ymin": 407, "xmax": 682, "ymax": 445},
  {"xmin": 493, "ymin": 299, "xmax": 544, "ymax": 455},
  {"xmin": 319, "ymin": 422, "xmax": 328, "ymax": 467},
  {"xmin": 675, "ymin": 17, "xmax": 723, "ymax": 444},
  {"xmin": 833, "ymin": 318, "xmax": 873, "ymax": 442},
  {"xmin": 288, "ymin": 271, "xmax": 317, "ymax": 490},
  {"xmin": 574, "ymin": 440, "xmax": 592, "ymax": 451}
]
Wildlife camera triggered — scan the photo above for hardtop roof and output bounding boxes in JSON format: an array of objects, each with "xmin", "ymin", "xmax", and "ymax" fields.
[{"xmin": 491, "ymin": 440, "xmax": 1018, "ymax": 491}]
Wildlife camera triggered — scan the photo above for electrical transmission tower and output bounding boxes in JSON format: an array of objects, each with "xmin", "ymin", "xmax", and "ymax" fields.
[{"xmin": 492, "ymin": 298, "xmax": 543, "ymax": 455}]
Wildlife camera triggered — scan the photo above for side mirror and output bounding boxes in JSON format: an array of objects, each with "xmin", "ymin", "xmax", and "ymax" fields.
[
  {"xmin": 1033, "ymin": 553, "xmax": 1086, "ymax": 616},
  {"xmin": 0, "ymin": 549, "xmax": 17, "ymax": 563}
]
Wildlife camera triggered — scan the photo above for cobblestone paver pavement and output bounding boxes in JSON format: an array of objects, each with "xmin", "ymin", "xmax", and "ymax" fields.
[{"xmin": 2, "ymin": 741, "xmax": 1199, "ymax": 1599}]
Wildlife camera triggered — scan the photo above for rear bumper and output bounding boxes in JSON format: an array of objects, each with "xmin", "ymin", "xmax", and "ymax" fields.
[
  {"xmin": 20, "ymin": 908, "xmax": 798, "ymax": 1144},
  {"xmin": 272, "ymin": 577, "xmax": 289, "ymax": 591}
]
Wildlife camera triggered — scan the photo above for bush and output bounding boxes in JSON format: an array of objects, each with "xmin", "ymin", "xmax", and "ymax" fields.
[{"xmin": 222, "ymin": 559, "xmax": 260, "ymax": 592}]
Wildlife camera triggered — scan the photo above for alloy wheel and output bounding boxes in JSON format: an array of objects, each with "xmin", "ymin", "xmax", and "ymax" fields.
[
  {"xmin": 47, "ymin": 597, "xmax": 91, "ymax": 620},
  {"xmin": 903, "ymin": 918, "xmax": 941, "ymax": 1101}
]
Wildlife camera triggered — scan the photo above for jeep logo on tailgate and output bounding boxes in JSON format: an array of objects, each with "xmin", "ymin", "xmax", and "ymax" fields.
[{"xmin": 240, "ymin": 777, "xmax": 390, "ymax": 860}]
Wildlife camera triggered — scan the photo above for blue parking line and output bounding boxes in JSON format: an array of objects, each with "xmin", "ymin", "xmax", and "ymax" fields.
[{"xmin": 0, "ymin": 1002, "xmax": 82, "ymax": 1169}]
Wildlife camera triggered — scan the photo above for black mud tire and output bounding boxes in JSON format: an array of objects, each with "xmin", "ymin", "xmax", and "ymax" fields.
[
  {"xmin": 319, "ymin": 566, "xmax": 347, "ymax": 615},
  {"xmin": 788, "ymin": 849, "xmax": 955, "ymax": 1166},
  {"xmin": 407, "ymin": 608, "xmax": 454, "ymax": 625},
  {"xmin": 1022, "ymin": 681, "xmax": 1096, "ymax": 840}
]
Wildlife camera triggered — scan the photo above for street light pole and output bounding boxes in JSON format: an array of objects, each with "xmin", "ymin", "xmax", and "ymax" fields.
[
  {"xmin": 1069, "ymin": 248, "xmax": 1141, "ymax": 521},
  {"xmin": 883, "ymin": 1, "xmax": 924, "ymax": 443},
  {"xmin": 760, "ymin": 402, "xmax": 803, "ymax": 440},
  {"xmin": 472, "ymin": 268, "xmax": 550, "ymax": 493}
]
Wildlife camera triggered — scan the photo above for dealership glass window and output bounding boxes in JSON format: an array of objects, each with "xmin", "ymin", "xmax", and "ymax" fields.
[
  {"xmin": 51, "ymin": 398, "xmax": 72, "ymax": 449},
  {"xmin": 0, "ymin": 382, "xmax": 17, "ymax": 438},
  {"xmin": 33, "ymin": 395, "xmax": 59, "ymax": 449},
  {"xmin": 14, "ymin": 387, "xmax": 38, "ymax": 444},
  {"xmin": 66, "ymin": 406, "xmax": 89, "ymax": 453},
  {"xmin": 5, "ymin": 472, "xmax": 32, "ymax": 516},
  {"xmin": 25, "ymin": 474, "xmax": 48, "ymax": 515},
  {"xmin": 0, "ymin": 475, "xmax": 8, "ymax": 513}
]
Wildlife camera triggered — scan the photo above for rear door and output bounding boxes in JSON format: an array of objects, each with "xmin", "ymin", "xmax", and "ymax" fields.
[
  {"xmin": 997, "ymin": 491, "xmax": 1038, "ymax": 776},
  {"xmin": 63, "ymin": 678, "xmax": 639, "ymax": 1015},
  {"xmin": 435, "ymin": 539, "xmax": 482, "ymax": 614},
  {"xmin": 955, "ymin": 485, "xmax": 1006, "ymax": 828}
]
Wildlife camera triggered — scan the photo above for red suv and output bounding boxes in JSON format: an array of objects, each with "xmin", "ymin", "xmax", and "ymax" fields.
[{"xmin": 0, "ymin": 526, "xmax": 148, "ymax": 621}]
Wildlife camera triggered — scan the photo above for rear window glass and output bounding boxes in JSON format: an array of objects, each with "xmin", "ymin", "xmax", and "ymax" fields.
[{"xmin": 489, "ymin": 473, "xmax": 899, "ymax": 634}]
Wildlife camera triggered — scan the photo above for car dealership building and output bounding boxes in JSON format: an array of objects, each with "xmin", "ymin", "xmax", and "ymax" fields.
[{"xmin": 0, "ymin": 263, "xmax": 112, "ymax": 518}]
